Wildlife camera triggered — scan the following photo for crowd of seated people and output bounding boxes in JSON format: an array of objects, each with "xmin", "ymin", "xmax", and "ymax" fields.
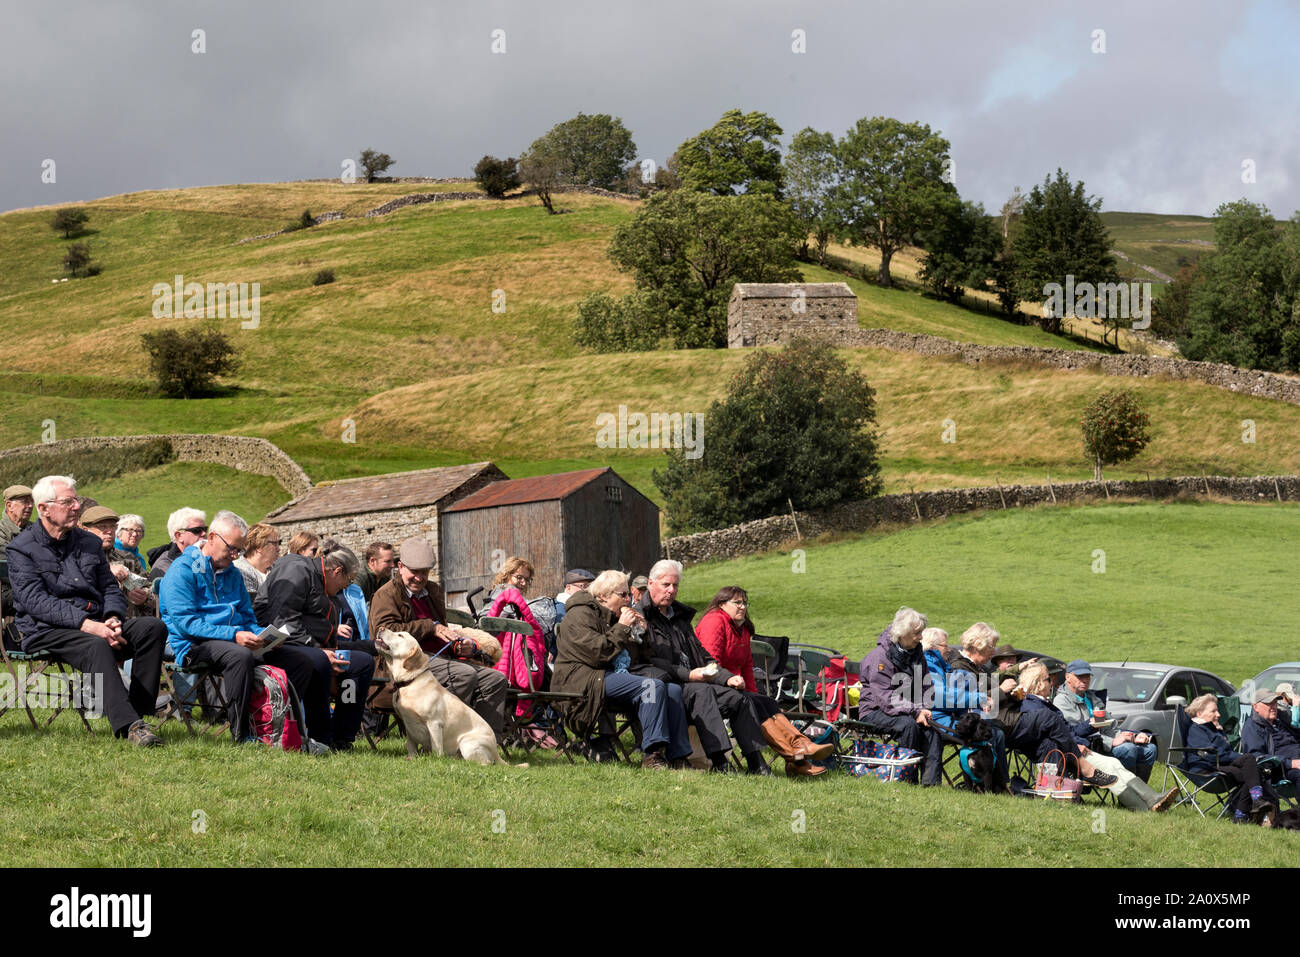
[{"xmin": 0, "ymin": 471, "xmax": 1282, "ymax": 820}]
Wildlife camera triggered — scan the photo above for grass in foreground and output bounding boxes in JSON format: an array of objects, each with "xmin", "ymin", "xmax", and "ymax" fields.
[{"xmin": 2, "ymin": 501, "xmax": 1298, "ymax": 867}]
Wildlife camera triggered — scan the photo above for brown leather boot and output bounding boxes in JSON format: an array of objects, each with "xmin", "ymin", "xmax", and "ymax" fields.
[
  {"xmin": 785, "ymin": 758, "xmax": 828, "ymax": 777},
  {"xmin": 761, "ymin": 714, "xmax": 834, "ymax": 762}
]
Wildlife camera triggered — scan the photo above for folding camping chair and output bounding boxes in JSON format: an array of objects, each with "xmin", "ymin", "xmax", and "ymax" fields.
[
  {"xmin": 0, "ymin": 559, "xmax": 95, "ymax": 733},
  {"xmin": 151, "ymin": 576, "xmax": 234, "ymax": 737},
  {"xmin": 1161, "ymin": 698, "xmax": 1272, "ymax": 819}
]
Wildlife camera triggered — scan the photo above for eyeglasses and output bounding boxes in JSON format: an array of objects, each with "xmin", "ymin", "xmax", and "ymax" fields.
[
  {"xmin": 183, "ymin": 525, "xmax": 208, "ymax": 536},
  {"xmin": 725, "ymin": 599, "xmax": 748, "ymax": 607},
  {"xmin": 510, "ymin": 574, "xmax": 532, "ymax": 586},
  {"xmin": 615, "ymin": 590, "xmax": 631, "ymax": 597},
  {"xmin": 212, "ymin": 531, "xmax": 244, "ymax": 557},
  {"xmin": 47, "ymin": 497, "xmax": 80, "ymax": 508}
]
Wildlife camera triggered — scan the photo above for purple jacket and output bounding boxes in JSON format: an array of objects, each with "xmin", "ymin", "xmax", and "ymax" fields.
[{"xmin": 859, "ymin": 629, "xmax": 930, "ymax": 717}]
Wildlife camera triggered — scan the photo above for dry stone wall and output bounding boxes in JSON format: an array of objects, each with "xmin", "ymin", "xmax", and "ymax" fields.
[
  {"xmin": 0, "ymin": 434, "xmax": 312, "ymax": 498},
  {"xmin": 661, "ymin": 475, "xmax": 1300, "ymax": 566},
  {"xmin": 269, "ymin": 505, "xmax": 443, "ymax": 575},
  {"xmin": 734, "ymin": 326, "xmax": 1300, "ymax": 406}
]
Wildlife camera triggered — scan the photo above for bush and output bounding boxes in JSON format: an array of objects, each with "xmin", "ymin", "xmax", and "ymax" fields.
[
  {"xmin": 1081, "ymin": 389, "xmax": 1151, "ymax": 480},
  {"xmin": 474, "ymin": 155, "xmax": 520, "ymax": 198},
  {"xmin": 0, "ymin": 438, "xmax": 175, "ymax": 491},
  {"xmin": 572, "ymin": 292, "xmax": 655, "ymax": 353},
  {"xmin": 312, "ymin": 268, "xmax": 335, "ymax": 286},
  {"xmin": 140, "ymin": 326, "xmax": 241, "ymax": 398},
  {"xmin": 653, "ymin": 337, "xmax": 882, "ymax": 533}
]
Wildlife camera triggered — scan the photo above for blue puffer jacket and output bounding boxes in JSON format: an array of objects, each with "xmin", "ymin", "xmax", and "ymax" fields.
[
  {"xmin": 160, "ymin": 543, "xmax": 259, "ymax": 667},
  {"xmin": 922, "ymin": 647, "xmax": 985, "ymax": 727},
  {"xmin": 1183, "ymin": 720, "xmax": 1242, "ymax": 775}
]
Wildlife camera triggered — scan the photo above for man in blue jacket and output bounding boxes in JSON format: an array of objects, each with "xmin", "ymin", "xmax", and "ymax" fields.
[
  {"xmin": 160, "ymin": 509, "xmax": 261, "ymax": 742},
  {"xmin": 6, "ymin": 475, "xmax": 165, "ymax": 746},
  {"xmin": 1241, "ymin": 688, "xmax": 1300, "ymax": 793}
]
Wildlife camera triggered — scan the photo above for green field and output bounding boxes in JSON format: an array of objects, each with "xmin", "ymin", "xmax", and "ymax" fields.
[{"xmin": 3, "ymin": 501, "xmax": 1298, "ymax": 867}]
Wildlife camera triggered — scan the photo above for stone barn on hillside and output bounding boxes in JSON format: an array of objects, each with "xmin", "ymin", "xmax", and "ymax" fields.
[
  {"xmin": 439, "ymin": 467, "xmax": 660, "ymax": 608},
  {"xmin": 727, "ymin": 282, "xmax": 858, "ymax": 347},
  {"xmin": 262, "ymin": 462, "xmax": 507, "ymax": 576}
]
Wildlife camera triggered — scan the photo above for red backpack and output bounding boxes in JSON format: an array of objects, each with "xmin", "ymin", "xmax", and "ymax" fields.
[{"xmin": 250, "ymin": 664, "xmax": 304, "ymax": 751}]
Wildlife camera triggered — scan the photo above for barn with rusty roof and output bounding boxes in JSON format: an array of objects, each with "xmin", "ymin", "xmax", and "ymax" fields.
[
  {"xmin": 262, "ymin": 462, "xmax": 507, "ymax": 576},
  {"xmin": 440, "ymin": 467, "xmax": 659, "ymax": 606}
]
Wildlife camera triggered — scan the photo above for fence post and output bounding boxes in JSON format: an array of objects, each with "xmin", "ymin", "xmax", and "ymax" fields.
[
  {"xmin": 995, "ymin": 478, "xmax": 1007, "ymax": 509},
  {"xmin": 1046, "ymin": 473, "xmax": 1057, "ymax": 505}
]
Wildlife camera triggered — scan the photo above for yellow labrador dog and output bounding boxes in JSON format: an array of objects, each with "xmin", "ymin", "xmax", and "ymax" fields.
[{"xmin": 373, "ymin": 629, "xmax": 522, "ymax": 767}]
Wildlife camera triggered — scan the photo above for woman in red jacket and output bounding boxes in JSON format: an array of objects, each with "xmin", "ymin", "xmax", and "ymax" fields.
[{"xmin": 695, "ymin": 586, "xmax": 758, "ymax": 693}]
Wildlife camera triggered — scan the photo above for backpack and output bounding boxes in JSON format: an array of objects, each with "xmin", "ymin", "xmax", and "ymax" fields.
[{"xmin": 250, "ymin": 664, "xmax": 304, "ymax": 751}]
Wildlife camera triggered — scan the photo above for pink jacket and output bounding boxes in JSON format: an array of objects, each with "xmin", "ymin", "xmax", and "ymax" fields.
[
  {"xmin": 695, "ymin": 607, "xmax": 757, "ymax": 693},
  {"xmin": 488, "ymin": 588, "xmax": 547, "ymax": 716}
]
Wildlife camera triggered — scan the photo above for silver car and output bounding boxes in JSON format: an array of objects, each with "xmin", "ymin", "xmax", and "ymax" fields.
[{"xmin": 1087, "ymin": 662, "xmax": 1237, "ymax": 765}]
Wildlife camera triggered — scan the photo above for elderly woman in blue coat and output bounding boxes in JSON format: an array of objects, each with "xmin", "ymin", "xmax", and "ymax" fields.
[
  {"xmin": 921, "ymin": 627, "xmax": 1009, "ymax": 778},
  {"xmin": 1184, "ymin": 693, "xmax": 1278, "ymax": 823}
]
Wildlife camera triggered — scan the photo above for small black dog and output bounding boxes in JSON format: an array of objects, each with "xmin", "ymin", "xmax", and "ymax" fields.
[
  {"xmin": 1268, "ymin": 807, "xmax": 1300, "ymax": 829},
  {"xmin": 953, "ymin": 712, "xmax": 1008, "ymax": 793}
]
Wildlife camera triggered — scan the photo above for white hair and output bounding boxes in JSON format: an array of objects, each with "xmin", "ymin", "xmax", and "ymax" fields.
[
  {"xmin": 166, "ymin": 507, "xmax": 207, "ymax": 539},
  {"xmin": 648, "ymin": 559, "xmax": 683, "ymax": 582},
  {"xmin": 116, "ymin": 513, "xmax": 145, "ymax": 533},
  {"xmin": 920, "ymin": 627, "xmax": 949, "ymax": 652},
  {"xmin": 961, "ymin": 622, "xmax": 1002, "ymax": 655},
  {"xmin": 32, "ymin": 475, "xmax": 76, "ymax": 507},
  {"xmin": 888, "ymin": 607, "xmax": 928, "ymax": 644},
  {"xmin": 589, "ymin": 569, "xmax": 630, "ymax": 600},
  {"xmin": 211, "ymin": 509, "xmax": 248, "ymax": 536}
]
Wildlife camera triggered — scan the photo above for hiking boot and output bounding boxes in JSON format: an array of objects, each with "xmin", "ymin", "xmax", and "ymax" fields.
[
  {"xmin": 641, "ymin": 751, "xmax": 671, "ymax": 770},
  {"xmin": 126, "ymin": 720, "xmax": 163, "ymax": 748},
  {"xmin": 746, "ymin": 763, "xmax": 774, "ymax": 777},
  {"xmin": 1080, "ymin": 769, "xmax": 1118, "ymax": 788},
  {"xmin": 1152, "ymin": 788, "xmax": 1180, "ymax": 813}
]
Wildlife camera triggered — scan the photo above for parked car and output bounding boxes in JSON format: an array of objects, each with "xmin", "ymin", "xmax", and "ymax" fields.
[
  {"xmin": 1087, "ymin": 662, "xmax": 1236, "ymax": 765},
  {"xmin": 1236, "ymin": 662, "xmax": 1300, "ymax": 725}
]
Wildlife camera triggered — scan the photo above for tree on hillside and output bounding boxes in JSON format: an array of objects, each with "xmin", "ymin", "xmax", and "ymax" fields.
[
  {"xmin": 653, "ymin": 337, "xmax": 882, "ymax": 534},
  {"xmin": 526, "ymin": 113, "xmax": 637, "ymax": 191},
  {"xmin": 828, "ymin": 116, "xmax": 954, "ymax": 287},
  {"xmin": 50, "ymin": 207, "xmax": 89, "ymax": 239},
  {"xmin": 605, "ymin": 190, "xmax": 803, "ymax": 348},
  {"xmin": 140, "ymin": 326, "xmax": 240, "ymax": 399},
  {"xmin": 62, "ymin": 242, "xmax": 98, "ymax": 277},
  {"xmin": 783, "ymin": 127, "xmax": 839, "ymax": 264},
  {"xmin": 1012, "ymin": 169, "xmax": 1119, "ymax": 335},
  {"xmin": 1151, "ymin": 262, "xmax": 1202, "ymax": 341},
  {"xmin": 474, "ymin": 155, "xmax": 521, "ymax": 198},
  {"xmin": 918, "ymin": 199, "xmax": 1003, "ymax": 303},
  {"xmin": 1179, "ymin": 201, "xmax": 1300, "ymax": 372},
  {"xmin": 359, "ymin": 149, "xmax": 395, "ymax": 183},
  {"xmin": 1081, "ymin": 389, "xmax": 1150, "ymax": 481},
  {"xmin": 674, "ymin": 109, "xmax": 785, "ymax": 197},
  {"xmin": 518, "ymin": 149, "xmax": 568, "ymax": 214}
]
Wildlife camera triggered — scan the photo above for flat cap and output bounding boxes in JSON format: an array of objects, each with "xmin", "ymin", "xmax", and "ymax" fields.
[
  {"xmin": 80, "ymin": 505, "xmax": 119, "ymax": 525},
  {"xmin": 3, "ymin": 484, "xmax": 32, "ymax": 501},
  {"xmin": 399, "ymin": 536, "xmax": 436, "ymax": 570}
]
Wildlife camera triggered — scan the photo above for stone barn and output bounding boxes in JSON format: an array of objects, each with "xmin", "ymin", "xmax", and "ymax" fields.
[
  {"xmin": 439, "ymin": 467, "xmax": 660, "ymax": 608},
  {"xmin": 727, "ymin": 282, "xmax": 858, "ymax": 347},
  {"xmin": 262, "ymin": 462, "xmax": 507, "ymax": 577}
]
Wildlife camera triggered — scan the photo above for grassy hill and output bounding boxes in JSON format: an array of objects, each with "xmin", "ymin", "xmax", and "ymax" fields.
[
  {"xmin": 0, "ymin": 183, "xmax": 1286, "ymax": 526},
  {"xmin": 4, "ymin": 501, "xmax": 1297, "ymax": 867},
  {"xmin": 1101, "ymin": 211, "xmax": 1215, "ymax": 285}
]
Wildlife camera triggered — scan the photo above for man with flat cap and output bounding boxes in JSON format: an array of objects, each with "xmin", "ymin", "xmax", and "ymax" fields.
[
  {"xmin": 368, "ymin": 536, "xmax": 508, "ymax": 740},
  {"xmin": 1242, "ymin": 687, "xmax": 1300, "ymax": 794},
  {"xmin": 553, "ymin": 567, "xmax": 594, "ymax": 622},
  {"xmin": 1, "ymin": 484, "xmax": 35, "ymax": 624}
]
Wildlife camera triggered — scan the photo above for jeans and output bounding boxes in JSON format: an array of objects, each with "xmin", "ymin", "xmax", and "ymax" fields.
[
  {"xmin": 1111, "ymin": 740, "xmax": 1157, "ymax": 781},
  {"xmin": 603, "ymin": 672, "xmax": 692, "ymax": 760}
]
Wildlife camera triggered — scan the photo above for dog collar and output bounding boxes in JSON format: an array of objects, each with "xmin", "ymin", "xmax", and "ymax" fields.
[{"xmin": 390, "ymin": 662, "xmax": 435, "ymax": 690}]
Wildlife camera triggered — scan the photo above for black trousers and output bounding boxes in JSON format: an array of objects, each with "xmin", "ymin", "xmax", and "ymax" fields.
[
  {"xmin": 678, "ymin": 682, "xmax": 768, "ymax": 757},
  {"xmin": 185, "ymin": 640, "xmax": 254, "ymax": 742},
  {"xmin": 860, "ymin": 707, "xmax": 943, "ymax": 786},
  {"xmin": 26, "ymin": 618, "xmax": 166, "ymax": 735},
  {"xmin": 264, "ymin": 643, "xmax": 374, "ymax": 747},
  {"xmin": 1213, "ymin": 755, "xmax": 1279, "ymax": 812}
]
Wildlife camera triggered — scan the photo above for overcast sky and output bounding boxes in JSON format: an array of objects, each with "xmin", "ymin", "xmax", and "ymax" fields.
[{"xmin": 4, "ymin": 0, "xmax": 1298, "ymax": 218}]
